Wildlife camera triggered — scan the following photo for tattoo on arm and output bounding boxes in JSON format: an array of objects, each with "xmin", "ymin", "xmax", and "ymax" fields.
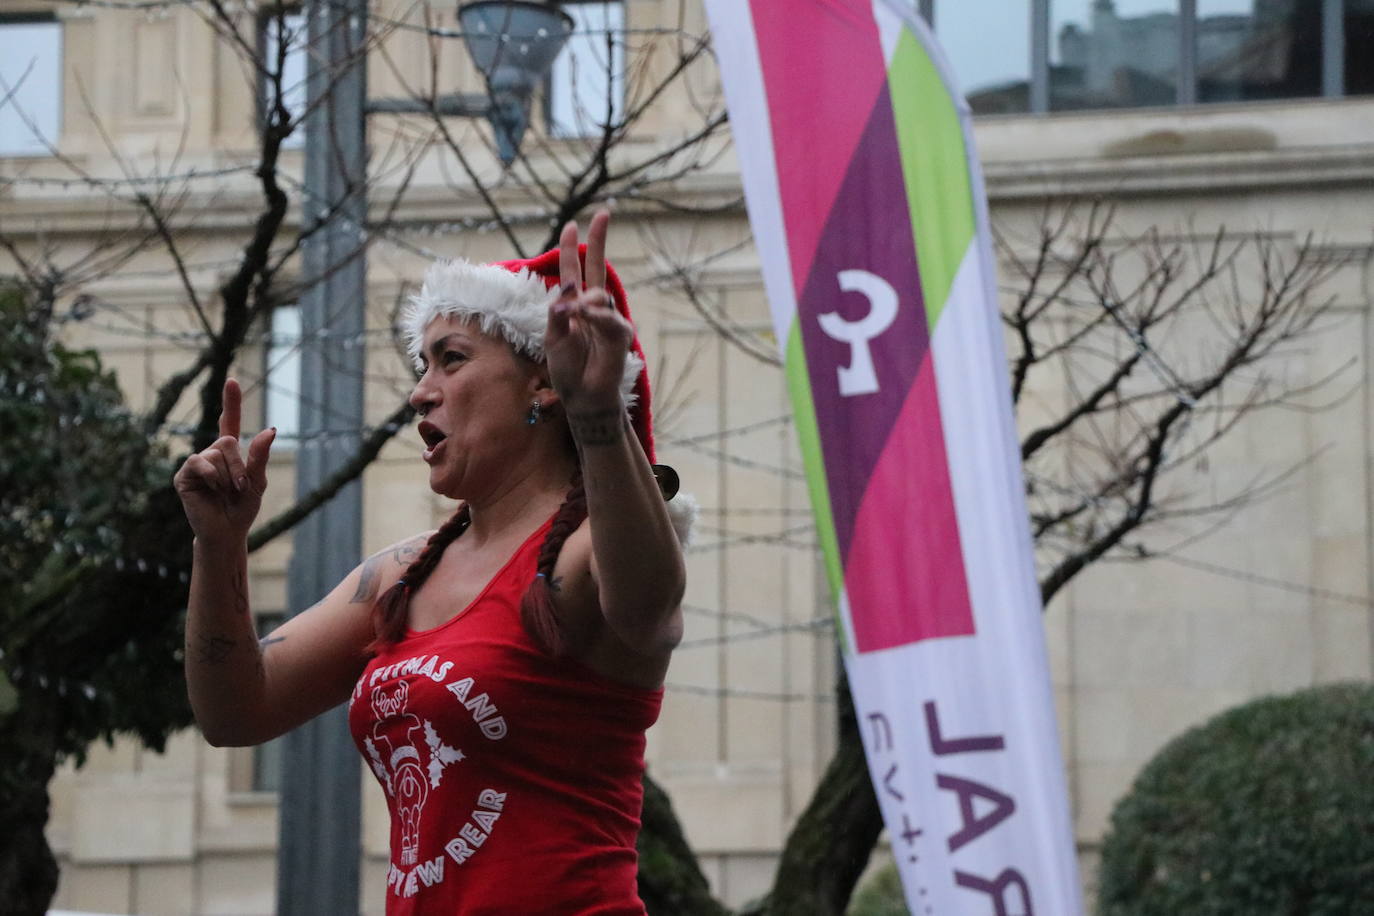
[
  {"xmin": 230, "ymin": 561, "xmax": 250, "ymax": 619},
  {"xmin": 350, "ymin": 553, "xmax": 386, "ymax": 604},
  {"xmin": 350, "ymin": 538, "xmax": 425, "ymax": 604},
  {"xmin": 197, "ymin": 634, "xmax": 237, "ymax": 665},
  {"xmin": 568, "ymin": 408, "xmax": 628, "ymax": 448}
]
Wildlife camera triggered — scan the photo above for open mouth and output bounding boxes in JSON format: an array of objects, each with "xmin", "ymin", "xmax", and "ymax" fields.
[{"xmin": 418, "ymin": 420, "xmax": 448, "ymax": 455}]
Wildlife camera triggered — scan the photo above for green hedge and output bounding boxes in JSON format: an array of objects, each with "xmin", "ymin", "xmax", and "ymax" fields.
[
  {"xmin": 1097, "ymin": 681, "xmax": 1374, "ymax": 915},
  {"xmin": 847, "ymin": 861, "xmax": 907, "ymax": 916}
]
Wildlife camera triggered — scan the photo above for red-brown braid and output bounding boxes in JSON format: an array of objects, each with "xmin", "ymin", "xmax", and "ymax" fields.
[
  {"xmin": 519, "ymin": 470, "xmax": 587, "ymax": 657},
  {"xmin": 367, "ymin": 504, "xmax": 472, "ymax": 654}
]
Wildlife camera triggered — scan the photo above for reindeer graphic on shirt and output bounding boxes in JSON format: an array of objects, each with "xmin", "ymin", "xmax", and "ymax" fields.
[{"xmin": 365, "ymin": 680, "xmax": 464, "ymax": 865}]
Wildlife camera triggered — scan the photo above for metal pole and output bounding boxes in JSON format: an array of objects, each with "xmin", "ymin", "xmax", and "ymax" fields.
[
  {"xmin": 1322, "ymin": 0, "xmax": 1345, "ymax": 98},
  {"xmin": 1031, "ymin": 0, "xmax": 1050, "ymax": 114},
  {"xmin": 276, "ymin": 0, "xmax": 368, "ymax": 911},
  {"xmin": 1178, "ymin": 0, "xmax": 1197, "ymax": 106}
]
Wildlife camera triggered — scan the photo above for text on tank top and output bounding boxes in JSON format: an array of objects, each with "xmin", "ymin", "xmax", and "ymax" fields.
[{"xmin": 347, "ymin": 518, "xmax": 664, "ymax": 915}]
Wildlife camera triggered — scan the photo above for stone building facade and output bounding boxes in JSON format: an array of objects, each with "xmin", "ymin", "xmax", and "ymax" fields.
[{"xmin": 2, "ymin": 0, "xmax": 1370, "ymax": 912}]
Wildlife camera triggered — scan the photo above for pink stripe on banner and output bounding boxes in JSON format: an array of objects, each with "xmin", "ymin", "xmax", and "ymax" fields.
[
  {"xmin": 748, "ymin": 0, "xmax": 888, "ymax": 297},
  {"xmin": 843, "ymin": 355, "xmax": 975, "ymax": 653}
]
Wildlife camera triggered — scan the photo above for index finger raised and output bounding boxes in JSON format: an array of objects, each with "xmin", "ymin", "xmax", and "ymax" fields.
[
  {"xmin": 219, "ymin": 377, "xmax": 242, "ymax": 441},
  {"xmin": 584, "ymin": 209, "xmax": 610, "ymax": 293}
]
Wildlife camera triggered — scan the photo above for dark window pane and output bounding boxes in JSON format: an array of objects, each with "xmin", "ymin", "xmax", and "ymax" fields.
[
  {"xmin": 1197, "ymin": 0, "xmax": 1321, "ymax": 102},
  {"xmin": 1349, "ymin": 0, "xmax": 1374, "ymax": 95},
  {"xmin": 252, "ymin": 613, "xmax": 286, "ymax": 792},
  {"xmin": 1051, "ymin": 0, "xmax": 1180, "ymax": 110},
  {"xmin": 936, "ymin": 1, "xmax": 1033, "ymax": 115}
]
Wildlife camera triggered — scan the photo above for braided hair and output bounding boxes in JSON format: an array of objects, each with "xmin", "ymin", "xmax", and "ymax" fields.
[
  {"xmin": 518, "ymin": 469, "xmax": 586, "ymax": 657},
  {"xmin": 366, "ymin": 505, "xmax": 471, "ymax": 654},
  {"xmin": 367, "ymin": 470, "xmax": 588, "ymax": 657}
]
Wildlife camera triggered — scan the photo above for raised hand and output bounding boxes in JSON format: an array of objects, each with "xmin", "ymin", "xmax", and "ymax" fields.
[
  {"xmin": 173, "ymin": 378, "xmax": 276, "ymax": 546},
  {"xmin": 544, "ymin": 210, "xmax": 635, "ymax": 420}
]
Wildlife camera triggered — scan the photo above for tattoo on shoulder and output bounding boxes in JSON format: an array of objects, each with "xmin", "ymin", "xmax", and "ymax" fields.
[
  {"xmin": 350, "ymin": 536, "xmax": 427, "ymax": 604},
  {"xmin": 197, "ymin": 634, "xmax": 236, "ymax": 665},
  {"xmin": 259, "ymin": 634, "xmax": 286, "ymax": 649}
]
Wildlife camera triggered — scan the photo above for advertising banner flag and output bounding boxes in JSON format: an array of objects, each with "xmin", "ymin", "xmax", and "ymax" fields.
[{"xmin": 700, "ymin": 1, "xmax": 1084, "ymax": 912}]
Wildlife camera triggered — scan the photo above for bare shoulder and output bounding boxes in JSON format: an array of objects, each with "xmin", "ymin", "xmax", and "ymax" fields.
[
  {"xmin": 251, "ymin": 530, "xmax": 437, "ymax": 729},
  {"xmin": 347, "ymin": 530, "xmax": 435, "ymax": 607}
]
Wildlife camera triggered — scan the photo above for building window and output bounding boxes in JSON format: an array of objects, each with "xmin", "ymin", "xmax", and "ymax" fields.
[
  {"xmin": 923, "ymin": 0, "xmax": 1370, "ymax": 113},
  {"xmin": 264, "ymin": 302, "xmax": 302, "ymax": 448},
  {"xmin": 258, "ymin": 4, "xmax": 308, "ymax": 148},
  {"xmin": 935, "ymin": 1, "xmax": 1034, "ymax": 114},
  {"xmin": 0, "ymin": 14, "xmax": 61, "ymax": 157},
  {"xmin": 1052, "ymin": 0, "xmax": 1181, "ymax": 109},
  {"xmin": 548, "ymin": 1, "xmax": 625, "ymax": 138},
  {"xmin": 1348, "ymin": 0, "xmax": 1374, "ymax": 94},
  {"xmin": 1197, "ymin": 0, "xmax": 1324, "ymax": 102}
]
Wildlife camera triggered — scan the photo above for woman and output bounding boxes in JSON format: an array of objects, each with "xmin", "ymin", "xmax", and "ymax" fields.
[{"xmin": 175, "ymin": 211, "xmax": 691, "ymax": 914}]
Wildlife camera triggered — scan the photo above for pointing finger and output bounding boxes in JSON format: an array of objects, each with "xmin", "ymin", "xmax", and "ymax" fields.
[
  {"xmin": 220, "ymin": 378, "xmax": 242, "ymax": 441},
  {"xmin": 585, "ymin": 209, "xmax": 609, "ymax": 293}
]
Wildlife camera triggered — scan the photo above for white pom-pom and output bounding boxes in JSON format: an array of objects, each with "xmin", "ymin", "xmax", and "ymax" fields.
[{"xmin": 666, "ymin": 491, "xmax": 699, "ymax": 549}]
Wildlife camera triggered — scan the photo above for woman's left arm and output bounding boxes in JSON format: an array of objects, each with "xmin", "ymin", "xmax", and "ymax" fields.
[{"xmin": 544, "ymin": 211, "xmax": 686, "ymax": 656}]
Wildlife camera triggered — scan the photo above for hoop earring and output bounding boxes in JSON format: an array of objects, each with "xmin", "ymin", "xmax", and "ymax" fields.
[{"xmin": 527, "ymin": 399, "xmax": 542, "ymax": 425}]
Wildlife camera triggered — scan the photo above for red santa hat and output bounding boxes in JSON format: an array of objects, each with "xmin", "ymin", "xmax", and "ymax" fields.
[{"xmin": 403, "ymin": 246, "xmax": 696, "ymax": 544}]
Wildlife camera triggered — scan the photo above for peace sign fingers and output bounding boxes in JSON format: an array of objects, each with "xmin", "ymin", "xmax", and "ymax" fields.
[
  {"xmin": 584, "ymin": 209, "xmax": 610, "ymax": 293},
  {"xmin": 558, "ymin": 208, "xmax": 612, "ymax": 296}
]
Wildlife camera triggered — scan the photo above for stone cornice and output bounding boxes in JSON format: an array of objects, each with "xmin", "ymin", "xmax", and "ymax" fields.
[
  {"xmin": 982, "ymin": 144, "xmax": 1374, "ymax": 200},
  {"xmin": 3, "ymin": 143, "xmax": 1371, "ymax": 239}
]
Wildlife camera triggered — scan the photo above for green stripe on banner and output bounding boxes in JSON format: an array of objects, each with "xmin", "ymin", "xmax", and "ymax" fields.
[
  {"xmin": 888, "ymin": 28, "xmax": 974, "ymax": 331},
  {"xmin": 785, "ymin": 324, "xmax": 848, "ymax": 652}
]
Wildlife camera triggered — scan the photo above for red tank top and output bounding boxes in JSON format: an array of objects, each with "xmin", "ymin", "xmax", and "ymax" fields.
[{"xmin": 347, "ymin": 519, "xmax": 663, "ymax": 915}]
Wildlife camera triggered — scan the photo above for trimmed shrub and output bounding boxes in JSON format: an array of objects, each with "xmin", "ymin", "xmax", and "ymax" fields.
[
  {"xmin": 847, "ymin": 861, "xmax": 908, "ymax": 916},
  {"xmin": 1097, "ymin": 681, "xmax": 1374, "ymax": 915}
]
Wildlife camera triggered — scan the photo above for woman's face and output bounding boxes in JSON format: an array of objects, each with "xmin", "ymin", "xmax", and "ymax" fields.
[{"xmin": 409, "ymin": 316, "xmax": 546, "ymax": 499}]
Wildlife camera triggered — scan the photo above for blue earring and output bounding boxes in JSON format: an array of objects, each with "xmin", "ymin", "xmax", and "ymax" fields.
[{"xmin": 527, "ymin": 400, "xmax": 541, "ymax": 425}]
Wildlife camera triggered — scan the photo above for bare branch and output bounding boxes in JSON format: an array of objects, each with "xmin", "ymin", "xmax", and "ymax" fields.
[{"xmin": 247, "ymin": 399, "xmax": 416, "ymax": 552}]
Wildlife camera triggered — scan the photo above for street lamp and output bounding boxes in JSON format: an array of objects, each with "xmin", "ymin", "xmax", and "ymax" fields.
[{"xmin": 367, "ymin": 1, "xmax": 575, "ymax": 164}]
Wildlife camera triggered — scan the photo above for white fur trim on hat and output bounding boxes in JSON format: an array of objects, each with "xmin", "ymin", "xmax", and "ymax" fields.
[
  {"xmin": 666, "ymin": 491, "xmax": 699, "ymax": 549},
  {"xmin": 403, "ymin": 258, "xmax": 642, "ymax": 406}
]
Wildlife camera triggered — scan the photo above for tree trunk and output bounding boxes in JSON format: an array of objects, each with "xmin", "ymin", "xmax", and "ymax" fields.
[
  {"xmin": 747, "ymin": 673, "xmax": 883, "ymax": 916},
  {"xmin": 638, "ymin": 768, "xmax": 731, "ymax": 915},
  {"xmin": 0, "ymin": 713, "xmax": 61, "ymax": 916},
  {"xmin": 636, "ymin": 674, "xmax": 884, "ymax": 916}
]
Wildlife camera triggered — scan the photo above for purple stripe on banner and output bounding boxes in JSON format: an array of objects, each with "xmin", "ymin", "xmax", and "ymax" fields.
[{"xmin": 795, "ymin": 82, "xmax": 929, "ymax": 565}]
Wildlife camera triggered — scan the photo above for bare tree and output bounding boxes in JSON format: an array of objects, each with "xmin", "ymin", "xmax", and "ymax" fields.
[
  {"xmin": 636, "ymin": 200, "xmax": 1366, "ymax": 916},
  {"xmin": 0, "ymin": 2, "xmax": 731, "ymax": 912},
  {"xmin": 0, "ymin": 1, "xmax": 1362, "ymax": 912}
]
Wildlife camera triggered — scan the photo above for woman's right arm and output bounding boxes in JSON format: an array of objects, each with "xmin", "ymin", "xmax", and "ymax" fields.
[{"xmin": 176, "ymin": 378, "xmax": 420, "ymax": 746}]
